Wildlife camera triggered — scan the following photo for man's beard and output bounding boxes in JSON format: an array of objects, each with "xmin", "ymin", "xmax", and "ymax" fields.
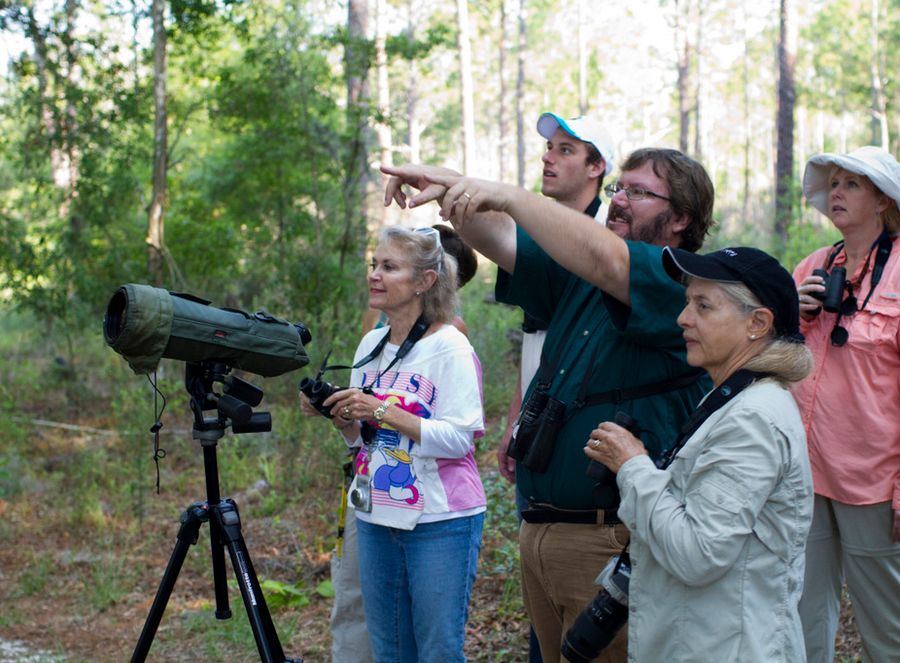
[{"xmin": 609, "ymin": 202, "xmax": 673, "ymax": 244}]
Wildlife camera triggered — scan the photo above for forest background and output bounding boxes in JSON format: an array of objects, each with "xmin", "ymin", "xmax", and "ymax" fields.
[{"xmin": 0, "ymin": 0, "xmax": 894, "ymax": 660}]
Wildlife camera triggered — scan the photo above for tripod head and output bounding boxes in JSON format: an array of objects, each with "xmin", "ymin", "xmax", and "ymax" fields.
[{"xmin": 186, "ymin": 361, "xmax": 272, "ymax": 442}]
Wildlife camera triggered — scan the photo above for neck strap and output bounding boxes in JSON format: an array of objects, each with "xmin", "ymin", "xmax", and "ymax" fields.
[
  {"xmin": 656, "ymin": 369, "xmax": 767, "ymax": 470},
  {"xmin": 860, "ymin": 231, "xmax": 894, "ymax": 311},
  {"xmin": 314, "ymin": 314, "xmax": 431, "ymax": 381}
]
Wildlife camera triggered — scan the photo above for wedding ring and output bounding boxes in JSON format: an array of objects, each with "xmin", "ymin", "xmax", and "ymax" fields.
[{"xmin": 462, "ymin": 192, "xmax": 472, "ymax": 200}]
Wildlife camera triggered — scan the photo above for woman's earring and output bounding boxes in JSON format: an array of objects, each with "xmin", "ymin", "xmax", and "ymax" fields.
[
  {"xmin": 750, "ymin": 334, "xmax": 757, "ymax": 340},
  {"xmin": 415, "ymin": 291, "xmax": 421, "ymax": 296}
]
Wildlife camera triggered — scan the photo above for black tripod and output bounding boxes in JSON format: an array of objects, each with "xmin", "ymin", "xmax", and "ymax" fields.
[{"xmin": 131, "ymin": 362, "xmax": 300, "ymax": 663}]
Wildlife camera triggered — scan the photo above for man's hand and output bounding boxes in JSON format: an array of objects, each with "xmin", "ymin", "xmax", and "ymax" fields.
[
  {"xmin": 423, "ymin": 173, "xmax": 518, "ymax": 227},
  {"xmin": 381, "ymin": 163, "xmax": 460, "ymax": 210},
  {"xmin": 497, "ymin": 426, "xmax": 517, "ymax": 483}
]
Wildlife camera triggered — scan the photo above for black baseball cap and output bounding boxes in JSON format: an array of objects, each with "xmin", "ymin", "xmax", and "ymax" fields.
[{"xmin": 662, "ymin": 246, "xmax": 803, "ymax": 342}]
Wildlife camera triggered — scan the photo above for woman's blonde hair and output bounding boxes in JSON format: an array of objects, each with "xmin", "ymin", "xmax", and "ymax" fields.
[
  {"xmin": 379, "ymin": 226, "xmax": 459, "ymax": 325},
  {"xmin": 713, "ymin": 281, "xmax": 813, "ymax": 385}
]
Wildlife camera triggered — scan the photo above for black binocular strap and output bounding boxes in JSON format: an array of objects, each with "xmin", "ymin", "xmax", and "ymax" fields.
[
  {"xmin": 316, "ymin": 314, "xmax": 431, "ymax": 381},
  {"xmin": 655, "ymin": 369, "xmax": 766, "ymax": 470},
  {"xmin": 530, "ymin": 314, "xmax": 705, "ymax": 424},
  {"xmin": 823, "ymin": 231, "xmax": 894, "ymax": 312},
  {"xmin": 577, "ymin": 369, "xmax": 707, "ymax": 409}
]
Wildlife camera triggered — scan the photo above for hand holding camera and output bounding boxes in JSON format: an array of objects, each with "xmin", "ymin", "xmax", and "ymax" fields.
[
  {"xmin": 586, "ymin": 412, "xmax": 647, "ymax": 507},
  {"xmin": 299, "ymin": 377, "xmax": 348, "ymax": 418}
]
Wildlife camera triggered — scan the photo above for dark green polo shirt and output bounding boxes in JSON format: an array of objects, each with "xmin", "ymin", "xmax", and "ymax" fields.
[{"xmin": 496, "ymin": 228, "xmax": 710, "ymax": 509}]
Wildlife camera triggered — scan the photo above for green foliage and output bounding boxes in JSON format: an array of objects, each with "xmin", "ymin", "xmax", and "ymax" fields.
[
  {"xmin": 19, "ymin": 553, "xmax": 54, "ymax": 597},
  {"xmin": 782, "ymin": 219, "xmax": 842, "ymax": 272},
  {"xmin": 85, "ymin": 555, "xmax": 133, "ymax": 612},
  {"xmin": 386, "ymin": 24, "xmax": 455, "ymax": 61},
  {"xmin": 259, "ymin": 578, "xmax": 312, "ymax": 610},
  {"xmin": 797, "ymin": 0, "xmax": 898, "ymax": 116}
]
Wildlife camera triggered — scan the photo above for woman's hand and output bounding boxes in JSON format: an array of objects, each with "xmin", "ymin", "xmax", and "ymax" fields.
[
  {"xmin": 797, "ymin": 274, "xmax": 826, "ymax": 319},
  {"xmin": 584, "ymin": 421, "xmax": 649, "ymax": 473},
  {"xmin": 299, "ymin": 392, "xmax": 322, "ymax": 418},
  {"xmin": 324, "ymin": 388, "xmax": 384, "ymax": 422}
]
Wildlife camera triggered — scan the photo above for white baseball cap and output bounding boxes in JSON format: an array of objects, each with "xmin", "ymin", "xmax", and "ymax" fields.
[
  {"xmin": 803, "ymin": 146, "xmax": 900, "ymax": 216},
  {"xmin": 537, "ymin": 112, "xmax": 616, "ymax": 176}
]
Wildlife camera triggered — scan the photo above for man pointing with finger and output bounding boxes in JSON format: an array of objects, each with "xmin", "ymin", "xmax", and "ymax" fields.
[{"xmin": 382, "ymin": 146, "xmax": 714, "ymax": 662}]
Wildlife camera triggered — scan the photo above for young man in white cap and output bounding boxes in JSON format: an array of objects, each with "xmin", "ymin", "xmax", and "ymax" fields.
[{"xmin": 381, "ymin": 146, "xmax": 715, "ymax": 662}]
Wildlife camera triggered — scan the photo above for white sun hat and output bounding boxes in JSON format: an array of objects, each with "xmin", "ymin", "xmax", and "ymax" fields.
[{"xmin": 803, "ymin": 145, "xmax": 900, "ymax": 217}]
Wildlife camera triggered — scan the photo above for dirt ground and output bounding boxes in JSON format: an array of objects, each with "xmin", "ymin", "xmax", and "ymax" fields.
[
  {"xmin": 0, "ymin": 420, "xmax": 862, "ymax": 663},
  {"xmin": 0, "ymin": 426, "xmax": 531, "ymax": 662},
  {"xmin": 0, "ymin": 498, "xmax": 864, "ymax": 662}
]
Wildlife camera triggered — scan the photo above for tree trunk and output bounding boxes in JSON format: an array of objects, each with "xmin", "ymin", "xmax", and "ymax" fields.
[
  {"xmin": 374, "ymin": 0, "xmax": 392, "ymax": 227},
  {"xmin": 343, "ymin": 0, "xmax": 371, "ymax": 268},
  {"xmin": 456, "ymin": 0, "xmax": 476, "ymax": 173},
  {"xmin": 375, "ymin": 0, "xmax": 392, "ymax": 170},
  {"xmin": 692, "ymin": 0, "xmax": 704, "ymax": 162},
  {"xmin": 406, "ymin": 0, "xmax": 421, "ymax": 164},
  {"xmin": 674, "ymin": 0, "xmax": 691, "ymax": 154},
  {"xmin": 774, "ymin": 0, "xmax": 796, "ymax": 242},
  {"xmin": 147, "ymin": 0, "xmax": 168, "ymax": 286},
  {"xmin": 741, "ymin": 0, "xmax": 751, "ymax": 223},
  {"xmin": 578, "ymin": 0, "xmax": 587, "ymax": 115},
  {"xmin": 498, "ymin": 0, "xmax": 508, "ymax": 182},
  {"xmin": 516, "ymin": 0, "xmax": 526, "ymax": 188},
  {"xmin": 62, "ymin": 0, "xmax": 81, "ymax": 234},
  {"xmin": 23, "ymin": 6, "xmax": 77, "ymax": 224},
  {"xmin": 868, "ymin": 0, "xmax": 889, "ymax": 148}
]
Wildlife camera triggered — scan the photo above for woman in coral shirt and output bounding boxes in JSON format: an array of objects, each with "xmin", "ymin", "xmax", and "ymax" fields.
[{"xmin": 792, "ymin": 146, "xmax": 900, "ymax": 663}]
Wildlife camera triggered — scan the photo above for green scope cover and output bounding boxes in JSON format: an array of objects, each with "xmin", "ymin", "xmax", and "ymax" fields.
[{"xmin": 104, "ymin": 284, "xmax": 310, "ymax": 377}]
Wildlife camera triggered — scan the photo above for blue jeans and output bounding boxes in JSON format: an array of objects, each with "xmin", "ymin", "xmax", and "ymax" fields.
[{"xmin": 356, "ymin": 513, "xmax": 484, "ymax": 663}]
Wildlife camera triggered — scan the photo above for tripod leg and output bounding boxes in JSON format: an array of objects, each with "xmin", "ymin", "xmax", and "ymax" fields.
[
  {"xmin": 216, "ymin": 499, "xmax": 294, "ymax": 663},
  {"xmin": 208, "ymin": 507, "xmax": 233, "ymax": 619},
  {"xmin": 131, "ymin": 503, "xmax": 208, "ymax": 663}
]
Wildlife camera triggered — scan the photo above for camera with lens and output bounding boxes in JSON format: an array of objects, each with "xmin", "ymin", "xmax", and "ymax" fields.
[
  {"xmin": 298, "ymin": 376, "xmax": 347, "ymax": 418},
  {"xmin": 810, "ymin": 266, "xmax": 847, "ymax": 314},
  {"xmin": 506, "ymin": 388, "xmax": 566, "ymax": 473},
  {"xmin": 298, "ymin": 377, "xmax": 375, "ymax": 419},
  {"xmin": 561, "ymin": 549, "xmax": 632, "ymax": 663},
  {"xmin": 588, "ymin": 412, "xmax": 641, "ymax": 507}
]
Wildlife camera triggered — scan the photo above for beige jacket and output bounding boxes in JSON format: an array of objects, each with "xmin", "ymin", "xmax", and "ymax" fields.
[{"xmin": 617, "ymin": 379, "xmax": 813, "ymax": 662}]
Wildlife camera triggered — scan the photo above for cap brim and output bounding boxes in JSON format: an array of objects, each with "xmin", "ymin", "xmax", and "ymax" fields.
[
  {"xmin": 662, "ymin": 246, "xmax": 743, "ymax": 284},
  {"xmin": 537, "ymin": 113, "xmax": 563, "ymax": 140}
]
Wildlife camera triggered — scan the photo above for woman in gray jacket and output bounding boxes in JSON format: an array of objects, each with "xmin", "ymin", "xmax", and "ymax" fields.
[{"xmin": 584, "ymin": 246, "xmax": 814, "ymax": 662}]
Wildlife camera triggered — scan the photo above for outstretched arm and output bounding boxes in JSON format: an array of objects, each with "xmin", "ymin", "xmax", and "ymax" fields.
[
  {"xmin": 428, "ymin": 174, "xmax": 633, "ymax": 304},
  {"xmin": 381, "ymin": 164, "xmax": 517, "ymax": 273}
]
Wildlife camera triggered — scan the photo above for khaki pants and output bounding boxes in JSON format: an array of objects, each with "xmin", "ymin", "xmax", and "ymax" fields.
[
  {"xmin": 330, "ymin": 514, "xmax": 374, "ymax": 663},
  {"xmin": 519, "ymin": 521, "xmax": 630, "ymax": 663},
  {"xmin": 798, "ymin": 496, "xmax": 900, "ymax": 663}
]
